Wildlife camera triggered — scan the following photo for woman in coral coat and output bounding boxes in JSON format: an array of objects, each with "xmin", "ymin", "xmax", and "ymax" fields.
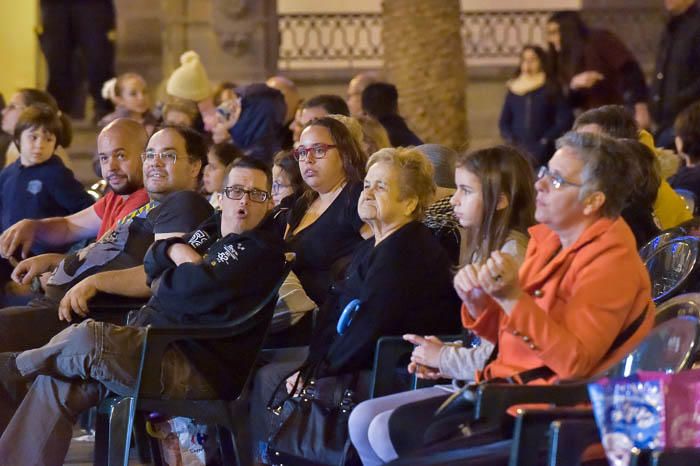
[{"xmin": 457, "ymin": 131, "xmax": 654, "ymax": 382}]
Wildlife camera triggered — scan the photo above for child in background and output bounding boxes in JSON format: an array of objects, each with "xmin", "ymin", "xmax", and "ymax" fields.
[
  {"xmin": 99, "ymin": 72, "xmax": 158, "ymax": 134},
  {"xmin": 1, "ymin": 88, "xmax": 74, "ymax": 169},
  {"xmin": 213, "ymin": 81, "xmax": 238, "ymax": 106},
  {"xmin": 162, "ymin": 97, "xmax": 201, "ymax": 129},
  {"xmin": 203, "ymin": 142, "xmax": 243, "ymax": 209},
  {"xmin": 499, "ymin": 45, "xmax": 572, "ymax": 167},
  {"xmin": 0, "ymin": 105, "xmax": 94, "ymax": 256},
  {"xmin": 272, "ymin": 150, "xmax": 306, "ymax": 207}
]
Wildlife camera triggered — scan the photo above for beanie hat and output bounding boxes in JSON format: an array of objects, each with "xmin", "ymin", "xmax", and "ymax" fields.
[
  {"xmin": 416, "ymin": 144, "xmax": 457, "ymax": 188},
  {"xmin": 166, "ymin": 51, "xmax": 212, "ymax": 102}
]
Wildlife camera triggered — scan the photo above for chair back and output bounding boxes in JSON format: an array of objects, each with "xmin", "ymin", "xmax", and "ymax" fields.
[
  {"xmin": 675, "ymin": 188, "xmax": 696, "ymax": 215},
  {"xmin": 639, "ymin": 230, "xmax": 685, "ymax": 262},
  {"xmin": 605, "ymin": 315, "xmax": 700, "ymax": 378},
  {"xmin": 654, "ymin": 292, "xmax": 700, "ymax": 325},
  {"xmin": 644, "ymin": 236, "xmax": 700, "ymax": 303}
]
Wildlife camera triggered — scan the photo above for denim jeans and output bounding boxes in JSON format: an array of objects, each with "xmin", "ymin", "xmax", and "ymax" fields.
[{"xmin": 0, "ymin": 319, "xmax": 215, "ymax": 465}]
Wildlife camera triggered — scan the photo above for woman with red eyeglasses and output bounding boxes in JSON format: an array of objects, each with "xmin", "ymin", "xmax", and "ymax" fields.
[{"xmin": 283, "ymin": 116, "xmax": 372, "ymax": 307}]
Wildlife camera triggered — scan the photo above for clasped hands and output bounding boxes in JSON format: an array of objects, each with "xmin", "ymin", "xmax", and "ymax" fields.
[{"xmin": 453, "ymin": 251, "xmax": 521, "ymax": 307}]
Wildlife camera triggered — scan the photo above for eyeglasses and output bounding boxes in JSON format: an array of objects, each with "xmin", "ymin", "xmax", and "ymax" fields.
[
  {"xmin": 293, "ymin": 143, "xmax": 337, "ymax": 162},
  {"xmin": 223, "ymin": 185, "xmax": 270, "ymax": 203},
  {"xmin": 141, "ymin": 150, "xmax": 177, "ymax": 164},
  {"xmin": 272, "ymin": 181, "xmax": 291, "ymax": 195},
  {"xmin": 537, "ymin": 166, "xmax": 583, "ymax": 190}
]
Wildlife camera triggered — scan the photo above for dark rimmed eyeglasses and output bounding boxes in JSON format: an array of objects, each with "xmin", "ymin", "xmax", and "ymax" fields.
[
  {"xmin": 293, "ymin": 143, "xmax": 337, "ymax": 162},
  {"xmin": 537, "ymin": 166, "xmax": 583, "ymax": 190},
  {"xmin": 223, "ymin": 185, "xmax": 270, "ymax": 203}
]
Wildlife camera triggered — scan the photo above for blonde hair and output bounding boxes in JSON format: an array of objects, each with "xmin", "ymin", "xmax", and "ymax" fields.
[
  {"xmin": 114, "ymin": 72, "xmax": 146, "ymax": 97},
  {"xmin": 328, "ymin": 114, "xmax": 364, "ymax": 149},
  {"xmin": 162, "ymin": 97, "xmax": 199, "ymax": 123},
  {"xmin": 357, "ymin": 115, "xmax": 391, "ymax": 155},
  {"xmin": 367, "ymin": 147, "xmax": 436, "ymax": 220}
]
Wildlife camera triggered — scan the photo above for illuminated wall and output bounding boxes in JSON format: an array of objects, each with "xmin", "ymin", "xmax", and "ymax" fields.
[{"xmin": 0, "ymin": 0, "xmax": 43, "ymax": 99}]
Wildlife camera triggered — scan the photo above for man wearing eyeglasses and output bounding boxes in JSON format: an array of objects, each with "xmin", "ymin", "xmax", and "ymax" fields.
[
  {"xmin": 0, "ymin": 125, "xmax": 213, "ymax": 356},
  {"xmin": 0, "ymin": 157, "xmax": 286, "ymax": 465}
]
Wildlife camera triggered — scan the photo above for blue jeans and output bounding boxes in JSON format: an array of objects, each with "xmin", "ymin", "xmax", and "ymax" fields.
[{"xmin": 0, "ymin": 319, "xmax": 214, "ymax": 465}]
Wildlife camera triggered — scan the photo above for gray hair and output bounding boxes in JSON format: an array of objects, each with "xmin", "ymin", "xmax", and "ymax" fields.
[{"xmin": 555, "ymin": 131, "xmax": 632, "ymax": 218}]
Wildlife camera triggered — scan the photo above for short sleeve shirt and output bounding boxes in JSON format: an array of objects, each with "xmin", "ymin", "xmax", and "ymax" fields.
[
  {"xmin": 46, "ymin": 190, "xmax": 213, "ymax": 296},
  {"xmin": 93, "ymin": 189, "xmax": 150, "ymax": 239}
]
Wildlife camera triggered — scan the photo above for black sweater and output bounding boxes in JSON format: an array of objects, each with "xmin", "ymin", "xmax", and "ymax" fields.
[
  {"xmin": 136, "ymin": 214, "xmax": 286, "ymax": 396},
  {"xmin": 308, "ymin": 221, "xmax": 462, "ymax": 378}
]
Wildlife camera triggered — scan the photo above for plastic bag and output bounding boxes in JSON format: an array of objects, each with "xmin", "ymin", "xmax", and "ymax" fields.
[
  {"xmin": 588, "ymin": 370, "xmax": 700, "ymax": 466},
  {"xmin": 588, "ymin": 373, "xmax": 666, "ymax": 466},
  {"xmin": 147, "ymin": 415, "xmax": 211, "ymax": 466}
]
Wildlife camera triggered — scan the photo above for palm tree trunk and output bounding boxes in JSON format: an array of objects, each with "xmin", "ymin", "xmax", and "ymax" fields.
[{"xmin": 382, "ymin": 0, "xmax": 468, "ymax": 150}]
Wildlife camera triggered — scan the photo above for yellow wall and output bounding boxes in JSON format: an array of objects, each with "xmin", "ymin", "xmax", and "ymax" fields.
[{"xmin": 0, "ymin": 0, "xmax": 42, "ymax": 100}]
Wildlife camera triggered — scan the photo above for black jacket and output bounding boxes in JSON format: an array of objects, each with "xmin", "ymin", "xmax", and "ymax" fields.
[
  {"xmin": 651, "ymin": 2, "xmax": 700, "ymax": 131},
  {"xmin": 308, "ymin": 221, "xmax": 462, "ymax": 378},
  {"xmin": 378, "ymin": 114, "xmax": 424, "ymax": 147},
  {"xmin": 136, "ymin": 213, "xmax": 286, "ymax": 395}
]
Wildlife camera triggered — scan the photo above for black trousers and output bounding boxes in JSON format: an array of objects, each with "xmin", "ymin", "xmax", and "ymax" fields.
[{"xmin": 39, "ymin": 0, "xmax": 116, "ymax": 117}]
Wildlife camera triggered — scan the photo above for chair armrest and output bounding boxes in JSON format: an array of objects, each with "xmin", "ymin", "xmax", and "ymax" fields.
[
  {"xmin": 548, "ymin": 418, "xmax": 600, "ymax": 466},
  {"xmin": 474, "ymin": 382, "xmax": 590, "ymax": 421},
  {"xmin": 370, "ymin": 336, "xmax": 414, "ymax": 398},
  {"xmin": 509, "ymin": 407, "xmax": 594, "ymax": 466},
  {"xmin": 369, "ymin": 334, "xmax": 469, "ymax": 398}
]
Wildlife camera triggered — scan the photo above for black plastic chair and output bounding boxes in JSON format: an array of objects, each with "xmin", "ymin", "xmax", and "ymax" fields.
[
  {"xmin": 386, "ymin": 315, "xmax": 700, "ymax": 466},
  {"xmin": 369, "ymin": 334, "xmax": 463, "ymax": 399},
  {"xmin": 94, "ymin": 259, "xmax": 293, "ymax": 466}
]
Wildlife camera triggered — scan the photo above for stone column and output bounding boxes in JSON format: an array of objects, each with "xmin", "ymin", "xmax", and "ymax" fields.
[{"xmin": 382, "ymin": 0, "xmax": 468, "ymax": 150}]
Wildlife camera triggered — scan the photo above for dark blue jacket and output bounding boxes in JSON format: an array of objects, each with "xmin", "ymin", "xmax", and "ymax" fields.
[
  {"xmin": 378, "ymin": 114, "xmax": 423, "ymax": 147},
  {"xmin": 499, "ymin": 85, "xmax": 573, "ymax": 167},
  {"xmin": 229, "ymin": 83, "xmax": 287, "ymax": 165},
  {"xmin": 0, "ymin": 156, "xmax": 94, "ymax": 254}
]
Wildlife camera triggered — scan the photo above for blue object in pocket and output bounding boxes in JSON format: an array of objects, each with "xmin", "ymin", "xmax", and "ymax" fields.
[{"xmin": 336, "ymin": 299, "xmax": 361, "ymax": 335}]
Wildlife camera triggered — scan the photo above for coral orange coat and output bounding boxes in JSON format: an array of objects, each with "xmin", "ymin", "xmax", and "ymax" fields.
[{"xmin": 462, "ymin": 217, "xmax": 654, "ymax": 382}]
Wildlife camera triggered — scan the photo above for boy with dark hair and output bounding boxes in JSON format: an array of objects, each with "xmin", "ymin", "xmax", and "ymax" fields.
[{"xmin": 0, "ymin": 105, "xmax": 94, "ymax": 256}]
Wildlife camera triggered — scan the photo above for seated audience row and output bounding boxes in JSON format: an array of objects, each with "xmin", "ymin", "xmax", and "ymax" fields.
[{"xmin": 0, "ymin": 65, "xmax": 695, "ymax": 465}]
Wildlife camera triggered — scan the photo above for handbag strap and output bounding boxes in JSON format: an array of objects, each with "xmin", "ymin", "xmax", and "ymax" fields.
[{"xmin": 267, "ymin": 365, "xmax": 310, "ymax": 414}]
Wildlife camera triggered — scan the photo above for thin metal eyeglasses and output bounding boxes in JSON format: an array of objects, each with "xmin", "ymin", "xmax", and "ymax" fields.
[
  {"xmin": 293, "ymin": 143, "xmax": 337, "ymax": 162},
  {"xmin": 223, "ymin": 185, "xmax": 270, "ymax": 203},
  {"xmin": 141, "ymin": 150, "xmax": 177, "ymax": 164},
  {"xmin": 272, "ymin": 181, "xmax": 291, "ymax": 194},
  {"xmin": 537, "ymin": 166, "xmax": 583, "ymax": 190}
]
